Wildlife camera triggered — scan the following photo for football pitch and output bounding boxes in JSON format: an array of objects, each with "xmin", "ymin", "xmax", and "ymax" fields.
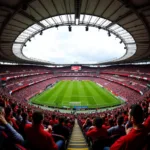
[{"xmin": 30, "ymin": 80, "xmax": 124, "ymax": 108}]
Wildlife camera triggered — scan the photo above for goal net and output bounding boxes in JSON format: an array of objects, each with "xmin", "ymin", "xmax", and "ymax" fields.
[{"xmin": 69, "ymin": 102, "xmax": 81, "ymax": 106}]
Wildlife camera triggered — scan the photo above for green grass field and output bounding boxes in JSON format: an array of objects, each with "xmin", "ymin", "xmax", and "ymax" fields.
[{"xmin": 30, "ymin": 80, "xmax": 124, "ymax": 108}]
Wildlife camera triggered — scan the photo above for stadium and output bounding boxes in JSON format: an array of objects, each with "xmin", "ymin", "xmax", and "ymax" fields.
[{"xmin": 0, "ymin": 0, "xmax": 150, "ymax": 150}]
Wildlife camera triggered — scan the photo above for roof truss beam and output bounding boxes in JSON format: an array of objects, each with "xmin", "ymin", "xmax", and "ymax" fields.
[
  {"xmin": 75, "ymin": 0, "xmax": 82, "ymax": 19},
  {"xmin": 1, "ymin": 41, "xmax": 24, "ymax": 44},
  {"xmin": 106, "ymin": 10, "xmax": 133, "ymax": 29},
  {"xmin": 19, "ymin": 11, "xmax": 46, "ymax": 28}
]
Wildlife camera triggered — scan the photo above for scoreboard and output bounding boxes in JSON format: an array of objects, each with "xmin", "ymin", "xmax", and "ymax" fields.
[{"xmin": 71, "ymin": 66, "xmax": 81, "ymax": 71}]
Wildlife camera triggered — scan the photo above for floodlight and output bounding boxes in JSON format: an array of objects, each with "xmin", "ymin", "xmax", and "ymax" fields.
[
  {"xmin": 120, "ymin": 40, "xmax": 123, "ymax": 44},
  {"xmin": 68, "ymin": 25, "xmax": 72, "ymax": 32},
  {"xmin": 40, "ymin": 31, "xmax": 43, "ymax": 35},
  {"xmin": 108, "ymin": 31, "xmax": 111, "ymax": 37},
  {"xmin": 85, "ymin": 26, "xmax": 89, "ymax": 31}
]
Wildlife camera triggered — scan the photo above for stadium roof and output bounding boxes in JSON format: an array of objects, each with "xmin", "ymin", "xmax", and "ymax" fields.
[{"xmin": 0, "ymin": 0, "xmax": 150, "ymax": 65}]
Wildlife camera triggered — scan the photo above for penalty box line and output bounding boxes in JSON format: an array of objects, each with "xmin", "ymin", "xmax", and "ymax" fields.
[
  {"xmin": 58, "ymin": 96, "xmax": 96, "ymax": 106},
  {"xmin": 92, "ymin": 96, "xmax": 97, "ymax": 105},
  {"xmin": 32, "ymin": 96, "xmax": 97, "ymax": 107}
]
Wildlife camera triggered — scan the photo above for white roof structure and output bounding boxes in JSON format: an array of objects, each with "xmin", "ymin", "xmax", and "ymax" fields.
[{"xmin": 0, "ymin": 0, "xmax": 150, "ymax": 65}]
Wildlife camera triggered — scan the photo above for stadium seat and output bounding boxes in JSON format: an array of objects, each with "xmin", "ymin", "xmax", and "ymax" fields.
[
  {"xmin": 0, "ymin": 131, "xmax": 26, "ymax": 150},
  {"xmin": 14, "ymin": 144, "xmax": 27, "ymax": 150},
  {"xmin": 91, "ymin": 137, "xmax": 110, "ymax": 150}
]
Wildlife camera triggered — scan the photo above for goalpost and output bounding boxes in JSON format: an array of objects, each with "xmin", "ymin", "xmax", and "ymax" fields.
[{"xmin": 69, "ymin": 102, "xmax": 81, "ymax": 107}]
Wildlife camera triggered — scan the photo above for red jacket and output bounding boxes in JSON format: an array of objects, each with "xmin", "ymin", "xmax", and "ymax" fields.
[
  {"xmin": 110, "ymin": 125, "xmax": 148, "ymax": 150},
  {"xmin": 86, "ymin": 126, "xmax": 108, "ymax": 141},
  {"xmin": 25, "ymin": 124, "xmax": 58, "ymax": 150},
  {"xmin": 50, "ymin": 119, "xmax": 58, "ymax": 126}
]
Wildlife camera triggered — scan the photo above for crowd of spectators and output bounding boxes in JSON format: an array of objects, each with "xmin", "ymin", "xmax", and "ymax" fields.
[
  {"xmin": 100, "ymin": 74, "xmax": 148, "ymax": 93},
  {"xmin": 94, "ymin": 78, "xmax": 147, "ymax": 103},
  {"xmin": 60, "ymin": 72, "xmax": 96, "ymax": 76},
  {"xmin": 11, "ymin": 78, "xmax": 58, "ymax": 101},
  {"xmin": 6, "ymin": 74, "xmax": 54, "ymax": 91},
  {"xmin": 100, "ymin": 65, "xmax": 150, "ymax": 74},
  {"xmin": 78, "ymin": 98, "xmax": 150, "ymax": 150},
  {"xmin": 0, "ymin": 65, "xmax": 50, "ymax": 76},
  {"xmin": 0, "ymin": 65, "xmax": 150, "ymax": 150},
  {"xmin": 0, "ymin": 93, "xmax": 75, "ymax": 150},
  {"xmin": 59, "ymin": 77, "xmax": 93, "ymax": 81}
]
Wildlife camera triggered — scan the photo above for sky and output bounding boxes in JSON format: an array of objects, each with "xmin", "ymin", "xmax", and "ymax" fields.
[{"xmin": 23, "ymin": 26, "xmax": 126, "ymax": 64}]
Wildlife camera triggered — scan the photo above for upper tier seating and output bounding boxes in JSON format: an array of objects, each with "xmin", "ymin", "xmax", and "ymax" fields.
[{"xmin": 0, "ymin": 65, "xmax": 150, "ymax": 150}]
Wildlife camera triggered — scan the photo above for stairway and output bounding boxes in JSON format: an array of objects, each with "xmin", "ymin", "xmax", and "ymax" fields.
[{"xmin": 67, "ymin": 119, "xmax": 89, "ymax": 150}]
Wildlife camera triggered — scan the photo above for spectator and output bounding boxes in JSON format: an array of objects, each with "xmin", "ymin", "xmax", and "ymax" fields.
[
  {"xmin": 53, "ymin": 116, "xmax": 70, "ymax": 140},
  {"xmin": 122, "ymin": 110, "xmax": 128, "ymax": 123},
  {"xmin": 0, "ymin": 106, "xmax": 24, "ymax": 147},
  {"xmin": 83, "ymin": 118, "xmax": 92, "ymax": 132},
  {"xmin": 86, "ymin": 117, "xmax": 108, "ymax": 142},
  {"xmin": 50, "ymin": 114, "xmax": 58, "ymax": 127},
  {"xmin": 19, "ymin": 112, "xmax": 31, "ymax": 138},
  {"xmin": 110, "ymin": 104, "xmax": 148, "ymax": 150},
  {"xmin": 5, "ymin": 106, "xmax": 19, "ymax": 131},
  {"xmin": 16, "ymin": 108, "xmax": 23, "ymax": 125},
  {"xmin": 104, "ymin": 118, "xmax": 114, "ymax": 129},
  {"xmin": 64, "ymin": 117, "xmax": 72, "ymax": 131},
  {"xmin": 108, "ymin": 116, "xmax": 125, "ymax": 136},
  {"xmin": 25, "ymin": 110, "xmax": 63, "ymax": 150}
]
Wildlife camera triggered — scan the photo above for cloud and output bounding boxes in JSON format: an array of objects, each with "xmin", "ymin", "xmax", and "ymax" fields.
[{"xmin": 23, "ymin": 26, "xmax": 125, "ymax": 64}]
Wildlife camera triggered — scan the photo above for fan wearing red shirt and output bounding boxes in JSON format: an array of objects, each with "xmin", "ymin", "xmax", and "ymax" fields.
[
  {"xmin": 86, "ymin": 117, "xmax": 108, "ymax": 142},
  {"xmin": 111, "ymin": 104, "xmax": 149, "ymax": 150},
  {"xmin": 50, "ymin": 114, "xmax": 58, "ymax": 127},
  {"xmin": 25, "ymin": 111, "xmax": 60, "ymax": 150},
  {"xmin": 5, "ymin": 106, "xmax": 19, "ymax": 131}
]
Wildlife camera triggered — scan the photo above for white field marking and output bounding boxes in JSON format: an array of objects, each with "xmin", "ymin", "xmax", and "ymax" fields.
[
  {"xmin": 95, "ymin": 102, "xmax": 121, "ymax": 107},
  {"xmin": 51, "ymin": 96, "xmax": 58, "ymax": 104},
  {"xmin": 33, "ymin": 95, "xmax": 121, "ymax": 108},
  {"xmin": 62, "ymin": 95, "xmax": 94, "ymax": 98},
  {"xmin": 91, "ymin": 96, "xmax": 97, "ymax": 105},
  {"xmin": 81, "ymin": 100, "xmax": 89, "ymax": 106},
  {"xmin": 33, "ymin": 101, "xmax": 54, "ymax": 105},
  {"xmin": 58, "ymin": 96, "xmax": 95, "ymax": 106},
  {"xmin": 32, "ymin": 100, "xmax": 121, "ymax": 108},
  {"xmin": 34, "ymin": 93, "xmax": 56, "ymax": 104}
]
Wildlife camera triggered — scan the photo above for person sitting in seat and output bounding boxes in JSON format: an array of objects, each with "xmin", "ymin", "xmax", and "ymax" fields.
[
  {"xmin": 86, "ymin": 117, "xmax": 108, "ymax": 142},
  {"xmin": 5, "ymin": 106, "xmax": 19, "ymax": 131},
  {"xmin": 83, "ymin": 118, "xmax": 92, "ymax": 132},
  {"xmin": 25, "ymin": 110, "xmax": 63, "ymax": 150},
  {"xmin": 108, "ymin": 115, "xmax": 125, "ymax": 136},
  {"xmin": 110, "ymin": 104, "xmax": 149, "ymax": 150},
  {"xmin": 50, "ymin": 114, "xmax": 58, "ymax": 127},
  {"xmin": 53, "ymin": 116, "xmax": 70, "ymax": 140},
  {"xmin": 0, "ymin": 106, "xmax": 24, "ymax": 147},
  {"xmin": 19, "ymin": 112, "xmax": 31, "ymax": 139}
]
